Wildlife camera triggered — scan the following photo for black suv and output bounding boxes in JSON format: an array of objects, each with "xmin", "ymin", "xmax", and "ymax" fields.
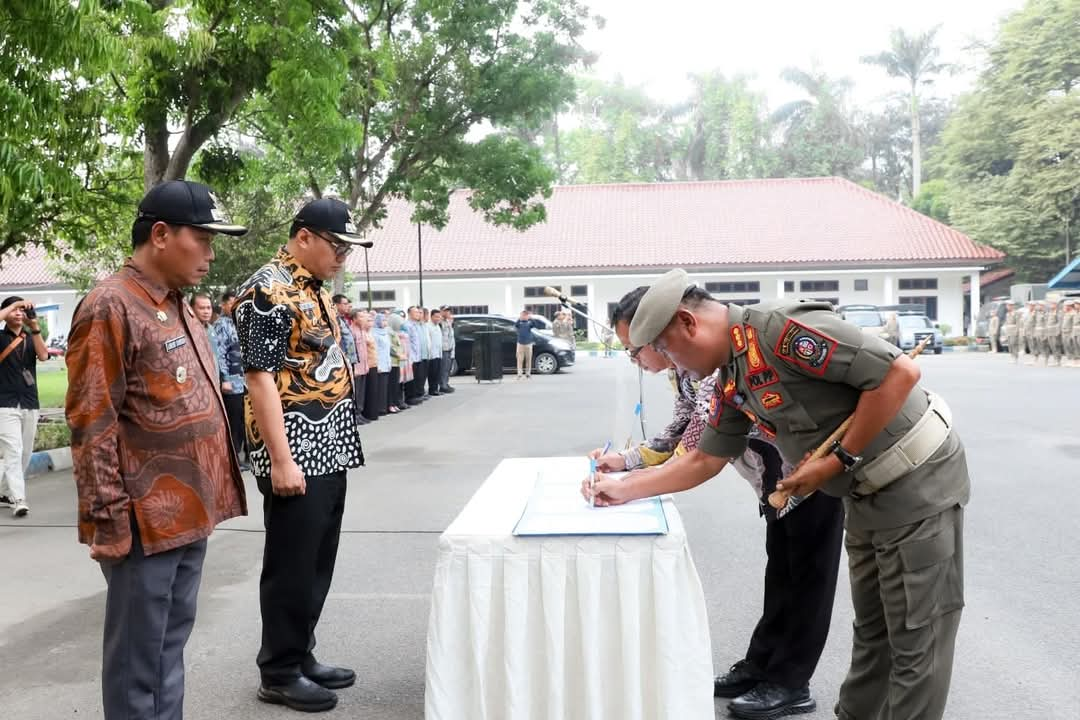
[{"xmin": 452, "ymin": 314, "xmax": 575, "ymax": 375}]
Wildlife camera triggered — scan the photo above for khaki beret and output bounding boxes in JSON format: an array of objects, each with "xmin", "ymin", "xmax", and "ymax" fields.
[{"xmin": 628, "ymin": 269, "xmax": 693, "ymax": 347}]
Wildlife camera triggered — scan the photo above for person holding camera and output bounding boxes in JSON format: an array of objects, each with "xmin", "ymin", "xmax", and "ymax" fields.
[{"xmin": 0, "ymin": 297, "xmax": 49, "ymax": 518}]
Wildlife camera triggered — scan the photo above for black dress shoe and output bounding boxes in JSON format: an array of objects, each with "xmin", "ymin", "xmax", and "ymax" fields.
[
  {"xmin": 440, "ymin": 386, "xmax": 455, "ymax": 393},
  {"xmin": 258, "ymin": 676, "xmax": 337, "ymax": 712},
  {"xmin": 714, "ymin": 659, "xmax": 761, "ymax": 698},
  {"xmin": 727, "ymin": 682, "xmax": 815, "ymax": 719},
  {"xmin": 302, "ymin": 660, "xmax": 356, "ymax": 689}
]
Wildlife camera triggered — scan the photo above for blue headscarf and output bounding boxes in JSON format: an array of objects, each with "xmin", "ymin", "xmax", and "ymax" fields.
[{"xmin": 373, "ymin": 314, "xmax": 392, "ymax": 372}]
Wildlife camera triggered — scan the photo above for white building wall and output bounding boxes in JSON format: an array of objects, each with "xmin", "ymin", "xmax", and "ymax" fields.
[
  {"xmin": 350, "ymin": 267, "xmax": 976, "ymax": 341},
  {"xmin": 1, "ymin": 288, "xmax": 80, "ymax": 341}
]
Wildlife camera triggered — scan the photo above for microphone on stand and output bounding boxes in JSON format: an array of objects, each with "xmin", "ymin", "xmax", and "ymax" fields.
[{"xmin": 543, "ymin": 286, "xmax": 585, "ymax": 309}]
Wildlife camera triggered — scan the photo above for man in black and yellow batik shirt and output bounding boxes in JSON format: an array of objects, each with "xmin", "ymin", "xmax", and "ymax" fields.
[{"xmin": 235, "ymin": 198, "xmax": 372, "ymax": 713}]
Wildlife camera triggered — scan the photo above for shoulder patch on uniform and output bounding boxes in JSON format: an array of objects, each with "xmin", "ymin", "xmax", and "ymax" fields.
[
  {"xmin": 731, "ymin": 324, "xmax": 746, "ymax": 352},
  {"xmin": 707, "ymin": 389, "xmax": 723, "ymax": 428},
  {"xmin": 761, "ymin": 391, "xmax": 783, "ymax": 409},
  {"xmin": 745, "ymin": 325, "xmax": 765, "ymax": 370},
  {"xmin": 774, "ymin": 319, "xmax": 838, "ymax": 375}
]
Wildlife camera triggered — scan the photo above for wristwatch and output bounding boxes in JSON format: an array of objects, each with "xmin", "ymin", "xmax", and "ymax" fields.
[{"xmin": 830, "ymin": 440, "xmax": 863, "ymax": 472}]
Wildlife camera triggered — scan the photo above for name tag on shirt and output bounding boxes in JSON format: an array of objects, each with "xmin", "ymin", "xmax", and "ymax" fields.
[
  {"xmin": 164, "ymin": 336, "xmax": 188, "ymax": 353},
  {"xmin": 299, "ymin": 301, "xmax": 316, "ymax": 311}
]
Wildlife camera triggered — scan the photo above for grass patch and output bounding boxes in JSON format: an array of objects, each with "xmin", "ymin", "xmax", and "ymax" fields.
[
  {"xmin": 34, "ymin": 420, "xmax": 71, "ymax": 451},
  {"xmin": 36, "ymin": 369, "xmax": 68, "ymax": 408}
]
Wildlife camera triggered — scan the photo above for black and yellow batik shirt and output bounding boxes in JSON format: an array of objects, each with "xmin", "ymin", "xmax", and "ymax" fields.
[{"xmin": 235, "ymin": 248, "xmax": 364, "ymax": 478}]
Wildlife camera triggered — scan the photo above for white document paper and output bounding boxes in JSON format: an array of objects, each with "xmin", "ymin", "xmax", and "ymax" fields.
[{"xmin": 512, "ymin": 468, "xmax": 669, "ymax": 536}]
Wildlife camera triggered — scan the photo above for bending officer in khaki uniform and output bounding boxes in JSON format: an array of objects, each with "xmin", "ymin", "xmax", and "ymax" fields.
[{"xmin": 583, "ymin": 270, "xmax": 970, "ymax": 720}]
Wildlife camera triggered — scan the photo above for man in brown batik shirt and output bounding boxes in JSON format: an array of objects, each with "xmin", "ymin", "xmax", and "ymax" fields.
[{"xmin": 66, "ymin": 180, "xmax": 248, "ymax": 720}]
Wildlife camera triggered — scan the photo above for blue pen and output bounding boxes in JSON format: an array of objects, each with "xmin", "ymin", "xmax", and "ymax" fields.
[{"xmin": 590, "ymin": 441, "xmax": 612, "ymax": 507}]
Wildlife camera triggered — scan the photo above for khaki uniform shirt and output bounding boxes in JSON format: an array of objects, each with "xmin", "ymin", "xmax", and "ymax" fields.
[{"xmin": 698, "ymin": 301, "xmax": 970, "ymax": 531}]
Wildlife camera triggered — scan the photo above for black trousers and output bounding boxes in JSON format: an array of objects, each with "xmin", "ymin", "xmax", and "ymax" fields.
[
  {"xmin": 387, "ymin": 366, "xmax": 402, "ymax": 408},
  {"xmin": 363, "ymin": 371, "xmax": 380, "ymax": 421},
  {"xmin": 353, "ymin": 372, "xmax": 367, "ymax": 421},
  {"xmin": 256, "ymin": 471, "xmax": 347, "ymax": 683},
  {"xmin": 744, "ymin": 440, "xmax": 845, "ymax": 688},
  {"xmin": 409, "ymin": 361, "xmax": 427, "ymax": 400},
  {"xmin": 427, "ymin": 357, "xmax": 442, "ymax": 395},
  {"xmin": 376, "ymin": 371, "xmax": 389, "ymax": 415},
  {"xmin": 222, "ymin": 392, "xmax": 247, "ymax": 462}
]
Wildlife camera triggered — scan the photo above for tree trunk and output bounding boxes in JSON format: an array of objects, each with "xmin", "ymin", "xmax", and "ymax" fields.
[
  {"xmin": 910, "ymin": 81, "xmax": 921, "ymax": 199},
  {"xmin": 143, "ymin": 107, "xmax": 170, "ymax": 191}
]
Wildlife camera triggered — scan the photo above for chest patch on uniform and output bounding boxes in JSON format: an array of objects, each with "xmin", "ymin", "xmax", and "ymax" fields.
[
  {"xmin": 761, "ymin": 391, "xmax": 783, "ymax": 409},
  {"xmin": 731, "ymin": 325, "xmax": 746, "ymax": 352},
  {"xmin": 745, "ymin": 325, "xmax": 765, "ymax": 371},
  {"xmin": 163, "ymin": 335, "xmax": 187, "ymax": 353},
  {"xmin": 747, "ymin": 366, "xmax": 779, "ymax": 389},
  {"xmin": 775, "ymin": 319, "xmax": 837, "ymax": 375}
]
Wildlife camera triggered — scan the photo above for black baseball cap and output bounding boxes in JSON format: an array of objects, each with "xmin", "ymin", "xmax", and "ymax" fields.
[
  {"xmin": 293, "ymin": 198, "xmax": 373, "ymax": 247},
  {"xmin": 136, "ymin": 180, "xmax": 248, "ymax": 236}
]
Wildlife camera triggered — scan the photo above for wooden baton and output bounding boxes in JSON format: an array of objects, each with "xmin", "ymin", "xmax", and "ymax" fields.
[{"xmin": 767, "ymin": 334, "xmax": 935, "ymax": 510}]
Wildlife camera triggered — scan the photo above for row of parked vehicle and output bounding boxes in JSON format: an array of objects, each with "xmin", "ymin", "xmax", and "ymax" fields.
[{"xmin": 836, "ymin": 304, "xmax": 944, "ymax": 354}]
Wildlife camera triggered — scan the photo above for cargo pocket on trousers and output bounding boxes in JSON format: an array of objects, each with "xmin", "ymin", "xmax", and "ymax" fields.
[{"xmin": 899, "ymin": 526, "xmax": 964, "ymax": 630}]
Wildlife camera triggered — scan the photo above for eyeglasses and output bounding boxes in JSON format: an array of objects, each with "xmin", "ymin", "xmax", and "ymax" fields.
[
  {"xmin": 309, "ymin": 230, "xmax": 354, "ymax": 259},
  {"xmin": 624, "ymin": 345, "xmax": 644, "ymax": 361}
]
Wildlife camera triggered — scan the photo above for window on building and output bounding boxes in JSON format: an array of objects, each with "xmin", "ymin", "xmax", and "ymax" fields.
[
  {"xmin": 525, "ymin": 303, "xmax": 559, "ymax": 321},
  {"xmin": 854, "ymin": 279, "xmax": 869, "ymax": 291},
  {"xmin": 570, "ymin": 285, "xmax": 587, "ymax": 296},
  {"xmin": 524, "ymin": 285, "xmax": 559, "ymax": 298},
  {"xmin": 359, "ymin": 289, "xmax": 396, "ymax": 302},
  {"xmin": 799, "ymin": 280, "xmax": 839, "ymax": 292},
  {"xmin": 704, "ymin": 281, "xmax": 761, "ymax": 294},
  {"xmin": 899, "ymin": 296, "xmax": 939, "ymax": 320},
  {"xmin": 783, "ymin": 281, "xmax": 795, "ymax": 293},
  {"xmin": 898, "ymin": 278, "xmax": 938, "ymax": 291},
  {"xmin": 445, "ymin": 305, "xmax": 489, "ymax": 315}
]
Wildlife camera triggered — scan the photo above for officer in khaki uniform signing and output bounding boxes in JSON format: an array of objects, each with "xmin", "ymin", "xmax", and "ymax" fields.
[{"xmin": 584, "ymin": 270, "xmax": 970, "ymax": 720}]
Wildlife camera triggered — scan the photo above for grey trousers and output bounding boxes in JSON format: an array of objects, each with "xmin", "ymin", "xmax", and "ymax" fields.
[
  {"xmin": 100, "ymin": 524, "xmax": 207, "ymax": 720},
  {"xmin": 836, "ymin": 505, "xmax": 964, "ymax": 720},
  {"xmin": 440, "ymin": 350, "xmax": 453, "ymax": 388}
]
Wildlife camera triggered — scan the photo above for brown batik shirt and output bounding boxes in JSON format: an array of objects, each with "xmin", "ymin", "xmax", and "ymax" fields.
[
  {"xmin": 66, "ymin": 261, "xmax": 247, "ymax": 558},
  {"xmin": 234, "ymin": 248, "xmax": 364, "ymax": 479}
]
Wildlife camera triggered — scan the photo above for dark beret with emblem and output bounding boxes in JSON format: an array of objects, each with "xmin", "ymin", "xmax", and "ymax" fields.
[{"xmin": 629, "ymin": 268, "xmax": 693, "ymax": 347}]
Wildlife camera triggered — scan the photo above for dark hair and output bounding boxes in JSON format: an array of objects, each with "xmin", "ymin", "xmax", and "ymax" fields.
[
  {"xmin": 288, "ymin": 221, "xmax": 306, "ymax": 239},
  {"xmin": 610, "ymin": 286, "xmax": 649, "ymax": 327},
  {"xmin": 1, "ymin": 295, "xmax": 24, "ymax": 310},
  {"xmin": 190, "ymin": 292, "xmax": 212, "ymax": 306},
  {"xmin": 680, "ymin": 285, "xmax": 715, "ymax": 309},
  {"xmin": 131, "ymin": 218, "xmax": 155, "ymax": 248},
  {"xmin": 220, "ymin": 289, "xmax": 237, "ymax": 303},
  {"xmin": 332, "ymin": 294, "xmax": 349, "ymax": 304}
]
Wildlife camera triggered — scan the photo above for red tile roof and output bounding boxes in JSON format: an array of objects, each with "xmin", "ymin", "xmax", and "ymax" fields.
[
  {"xmin": 962, "ymin": 267, "xmax": 1015, "ymax": 293},
  {"xmin": 346, "ymin": 177, "xmax": 1004, "ymax": 277},
  {"xmin": 0, "ymin": 246, "xmax": 62, "ymax": 287}
]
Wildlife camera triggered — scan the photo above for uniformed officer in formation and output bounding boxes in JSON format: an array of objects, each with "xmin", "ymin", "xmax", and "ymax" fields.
[
  {"xmin": 1061, "ymin": 300, "xmax": 1074, "ymax": 367},
  {"xmin": 987, "ymin": 309, "xmax": 1000, "ymax": 353},
  {"xmin": 1067, "ymin": 300, "xmax": 1080, "ymax": 367},
  {"xmin": 1003, "ymin": 301, "xmax": 1020, "ymax": 363},
  {"xmin": 1045, "ymin": 300, "xmax": 1062, "ymax": 366},
  {"xmin": 1023, "ymin": 301, "xmax": 1038, "ymax": 364},
  {"xmin": 584, "ymin": 269, "xmax": 969, "ymax": 720},
  {"xmin": 1034, "ymin": 300, "xmax": 1049, "ymax": 364}
]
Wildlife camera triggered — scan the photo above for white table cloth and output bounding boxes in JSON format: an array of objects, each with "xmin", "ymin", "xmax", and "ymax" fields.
[{"xmin": 425, "ymin": 457, "xmax": 714, "ymax": 720}]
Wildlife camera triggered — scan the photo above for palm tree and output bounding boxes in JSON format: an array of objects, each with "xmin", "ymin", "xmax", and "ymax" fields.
[
  {"xmin": 862, "ymin": 26, "xmax": 948, "ymax": 197},
  {"xmin": 771, "ymin": 66, "xmax": 855, "ymax": 137}
]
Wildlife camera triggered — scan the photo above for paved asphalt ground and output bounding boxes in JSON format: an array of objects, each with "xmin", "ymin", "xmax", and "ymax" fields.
[{"xmin": 1, "ymin": 352, "xmax": 1078, "ymax": 720}]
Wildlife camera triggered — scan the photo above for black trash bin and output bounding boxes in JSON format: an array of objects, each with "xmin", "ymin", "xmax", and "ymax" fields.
[{"xmin": 472, "ymin": 330, "xmax": 503, "ymax": 382}]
